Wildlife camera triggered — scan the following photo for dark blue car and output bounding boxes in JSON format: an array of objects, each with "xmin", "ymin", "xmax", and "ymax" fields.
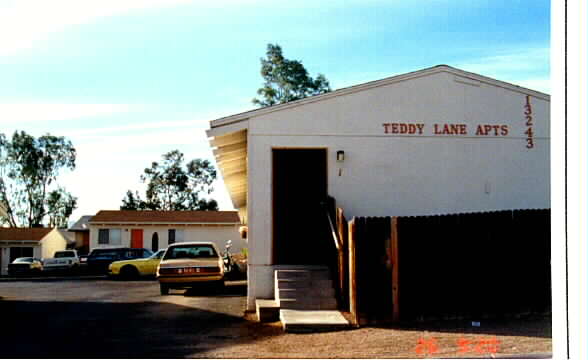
[{"xmin": 87, "ymin": 248, "xmax": 153, "ymax": 274}]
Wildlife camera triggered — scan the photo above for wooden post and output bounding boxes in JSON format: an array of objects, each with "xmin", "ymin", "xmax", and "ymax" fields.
[
  {"xmin": 348, "ymin": 218, "xmax": 358, "ymax": 326},
  {"xmin": 391, "ymin": 216, "xmax": 400, "ymax": 322},
  {"xmin": 337, "ymin": 208, "xmax": 348, "ymax": 310}
]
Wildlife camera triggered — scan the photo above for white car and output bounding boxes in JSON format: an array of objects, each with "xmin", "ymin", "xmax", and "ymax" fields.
[{"xmin": 43, "ymin": 250, "xmax": 80, "ymax": 273}]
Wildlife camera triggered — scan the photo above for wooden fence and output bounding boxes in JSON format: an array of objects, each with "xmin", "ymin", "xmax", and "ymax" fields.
[{"xmin": 348, "ymin": 209, "xmax": 551, "ymax": 324}]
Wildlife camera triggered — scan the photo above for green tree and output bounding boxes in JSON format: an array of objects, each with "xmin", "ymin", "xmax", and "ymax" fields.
[
  {"xmin": 47, "ymin": 187, "xmax": 77, "ymax": 228},
  {"xmin": 252, "ymin": 43, "xmax": 331, "ymax": 107},
  {"xmin": 0, "ymin": 131, "xmax": 77, "ymax": 228},
  {"xmin": 121, "ymin": 190, "xmax": 146, "ymax": 210},
  {"xmin": 121, "ymin": 150, "xmax": 218, "ymax": 211}
]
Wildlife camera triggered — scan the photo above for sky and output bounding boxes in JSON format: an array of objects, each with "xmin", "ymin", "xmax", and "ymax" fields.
[{"xmin": 0, "ymin": 0, "xmax": 551, "ymax": 225}]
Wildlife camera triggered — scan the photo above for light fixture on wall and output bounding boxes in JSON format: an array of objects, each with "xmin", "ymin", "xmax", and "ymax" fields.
[{"xmin": 336, "ymin": 150, "xmax": 345, "ymax": 177}]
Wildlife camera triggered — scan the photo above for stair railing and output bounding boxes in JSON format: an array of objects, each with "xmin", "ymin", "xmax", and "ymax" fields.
[{"xmin": 321, "ymin": 196, "xmax": 348, "ymax": 310}]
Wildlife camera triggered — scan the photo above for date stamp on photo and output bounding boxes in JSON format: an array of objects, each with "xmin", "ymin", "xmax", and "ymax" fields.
[{"xmin": 415, "ymin": 336, "xmax": 501, "ymax": 356}]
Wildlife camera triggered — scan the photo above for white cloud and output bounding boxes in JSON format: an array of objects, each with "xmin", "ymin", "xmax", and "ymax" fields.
[
  {"xmin": 0, "ymin": 0, "xmax": 196, "ymax": 56},
  {"xmin": 0, "ymin": 103, "xmax": 136, "ymax": 124},
  {"xmin": 61, "ymin": 109, "xmax": 241, "ymax": 138},
  {"xmin": 454, "ymin": 47, "xmax": 550, "ymax": 93},
  {"xmin": 456, "ymin": 47, "xmax": 549, "ymax": 73}
]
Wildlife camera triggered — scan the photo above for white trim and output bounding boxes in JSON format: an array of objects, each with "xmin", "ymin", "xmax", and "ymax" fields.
[
  {"xmin": 88, "ymin": 222, "xmax": 240, "ymax": 226},
  {"xmin": 0, "ymin": 241, "xmax": 41, "ymax": 245},
  {"xmin": 206, "ymin": 120, "xmax": 249, "ymax": 138}
]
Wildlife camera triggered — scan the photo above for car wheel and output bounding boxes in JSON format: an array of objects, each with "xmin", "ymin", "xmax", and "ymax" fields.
[
  {"xmin": 121, "ymin": 265, "xmax": 139, "ymax": 280},
  {"xmin": 160, "ymin": 284, "xmax": 169, "ymax": 295}
]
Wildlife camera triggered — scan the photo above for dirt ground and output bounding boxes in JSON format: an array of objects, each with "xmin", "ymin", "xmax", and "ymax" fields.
[{"xmin": 199, "ymin": 314, "xmax": 552, "ymax": 359}]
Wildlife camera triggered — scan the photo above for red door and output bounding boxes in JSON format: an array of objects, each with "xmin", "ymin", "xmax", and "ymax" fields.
[
  {"xmin": 131, "ymin": 229, "xmax": 143, "ymax": 248},
  {"xmin": 82, "ymin": 232, "xmax": 90, "ymax": 248}
]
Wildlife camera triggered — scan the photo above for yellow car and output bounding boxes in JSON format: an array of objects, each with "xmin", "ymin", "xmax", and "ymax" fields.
[
  {"xmin": 108, "ymin": 249, "xmax": 166, "ymax": 279},
  {"xmin": 156, "ymin": 242, "xmax": 224, "ymax": 295}
]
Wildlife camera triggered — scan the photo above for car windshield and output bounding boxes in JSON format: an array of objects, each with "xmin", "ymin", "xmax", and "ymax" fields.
[
  {"xmin": 125, "ymin": 249, "xmax": 152, "ymax": 258},
  {"xmin": 163, "ymin": 245, "xmax": 217, "ymax": 260},
  {"xmin": 55, "ymin": 251, "xmax": 75, "ymax": 258},
  {"xmin": 13, "ymin": 257, "xmax": 33, "ymax": 263},
  {"xmin": 149, "ymin": 250, "xmax": 166, "ymax": 259},
  {"xmin": 89, "ymin": 249, "xmax": 124, "ymax": 259}
]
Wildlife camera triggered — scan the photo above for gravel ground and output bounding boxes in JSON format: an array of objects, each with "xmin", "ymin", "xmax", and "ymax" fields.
[{"xmin": 198, "ymin": 314, "xmax": 552, "ymax": 359}]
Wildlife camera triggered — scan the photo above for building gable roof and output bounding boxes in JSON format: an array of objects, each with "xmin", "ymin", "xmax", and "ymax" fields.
[
  {"xmin": 89, "ymin": 210, "xmax": 240, "ymax": 224},
  {"xmin": 69, "ymin": 215, "xmax": 93, "ymax": 232},
  {"xmin": 207, "ymin": 64, "xmax": 550, "ymax": 133},
  {"xmin": 206, "ymin": 64, "xmax": 551, "ymax": 211},
  {"xmin": 0, "ymin": 228, "xmax": 53, "ymax": 242}
]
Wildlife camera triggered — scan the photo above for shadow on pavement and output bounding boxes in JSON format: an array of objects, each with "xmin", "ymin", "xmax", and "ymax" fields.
[
  {"xmin": 182, "ymin": 281, "xmax": 247, "ymax": 297},
  {"xmin": 370, "ymin": 314, "xmax": 552, "ymax": 339},
  {"xmin": 0, "ymin": 295, "xmax": 268, "ymax": 358}
]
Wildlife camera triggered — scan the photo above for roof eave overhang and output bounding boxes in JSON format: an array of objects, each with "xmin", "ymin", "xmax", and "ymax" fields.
[
  {"xmin": 0, "ymin": 240, "xmax": 41, "ymax": 244},
  {"xmin": 207, "ymin": 120, "xmax": 248, "ymax": 210},
  {"xmin": 88, "ymin": 222, "xmax": 240, "ymax": 226}
]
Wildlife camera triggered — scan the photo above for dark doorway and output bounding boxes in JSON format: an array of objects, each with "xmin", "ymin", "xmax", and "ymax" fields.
[
  {"xmin": 10, "ymin": 247, "xmax": 34, "ymax": 262},
  {"xmin": 152, "ymin": 232, "xmax": 159, "ymax": 251},
  {"xmin": 273, "ymin": 149, "xmax": 329, "ymax": 265}
]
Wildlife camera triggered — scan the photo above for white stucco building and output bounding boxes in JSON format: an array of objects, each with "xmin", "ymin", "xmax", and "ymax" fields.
[
  {"xmin": 0, "ymin": 228, "xmax": 69, "ymax": 275},
  {"xmin": 88, "ymin": 210, "xmax": 245, "ymax": 254},
  {"xmin": 207, "ymin": 65, "xmax": 550, "ymax": 310}
]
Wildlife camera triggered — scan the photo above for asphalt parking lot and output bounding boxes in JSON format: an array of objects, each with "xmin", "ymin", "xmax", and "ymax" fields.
[
  {"xmin": 0, "ymin": 277, "xmax": 248, "ymax": 358},
  {"xmin": 0, "ymin": 276, "xmax": 552, "ymax": 358}
]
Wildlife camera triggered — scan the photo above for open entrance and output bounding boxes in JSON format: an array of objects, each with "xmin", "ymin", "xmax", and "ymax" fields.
[
  {"xmin": 273, "ymin": 149, "xmax": 329, "ymax": 265},
  {"xmin": 10, "ymin": 247, "xmax": 34, "ymax": 262}
]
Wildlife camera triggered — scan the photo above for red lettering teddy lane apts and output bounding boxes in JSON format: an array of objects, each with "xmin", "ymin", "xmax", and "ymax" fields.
[{"xmin": 382, "ymin": 122, "xmax": 509, "ymax": 136}]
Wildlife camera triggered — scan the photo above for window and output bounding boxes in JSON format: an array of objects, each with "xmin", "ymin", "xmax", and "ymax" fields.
[
  {"xmin": 98, "ymin": 229, "xmax": 109, "ymax": 244},
  {"xmin": 149, "ymin": 249, "xmax": 166, "ymax": 259},
  {"xmin": 110, "ymin": 229, "xmax": 121, "ymax": 245},
  {"xmin": 98, "ymin": 229, "xmax": 122, "ymax": 245},
  {"xmin": 152, "ymin": 232, "xmax": 159, "ymax": 250},
  {"xmin": 54, "ymin": 251, "xmax": 76, "ymax": 258},
  {"xmin": 168, "ymin": 229, "xmax": 184, "ymax": 245},
  {"xmin": 163, "ymin": 244, "xmax": 217, "ymax": 260},
  {"xmin": 126, "ymin": 249, "xmax": 152, "ymax": 259}
]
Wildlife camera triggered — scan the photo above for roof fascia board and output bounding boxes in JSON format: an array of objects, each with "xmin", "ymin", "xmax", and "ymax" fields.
[
  {"xmin": 450, "ymin": 67, "xmax": 550, "ymax": 100},
  {"xmin": 0, "ymin": 240, "xmax": 40, "ymax": 244},
  {"xmin": 88, "ymin": 221, "xmax": 239, "ymax": 226},
  {"xmin": 206, "ymin": 120, "xmax": 249, "ymax": 138},
  {"xmin": 209, "ymin": 65, "xmax": 550, "ymax": 130}
]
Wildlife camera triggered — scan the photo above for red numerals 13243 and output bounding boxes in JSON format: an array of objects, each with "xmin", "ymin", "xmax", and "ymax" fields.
[{"xmin": 525, "ymin": 95, "xmax": 534, "ymax": 149}]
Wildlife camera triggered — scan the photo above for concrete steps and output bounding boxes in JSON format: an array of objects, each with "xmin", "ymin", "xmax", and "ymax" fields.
[
  {"xmin": 256, "ymin": 299, "xmax": 280, "ymax": 323},
  {"xmin": 280, "ymin": 309, "xmax": 350, "ymax": 332},
  {"xmin": 274, "ymin": 267, "xmax": 336, "ymax": 310},
  {"xmin": 255, "ymin": 265, "xmax": 350, "ymax": 332}
]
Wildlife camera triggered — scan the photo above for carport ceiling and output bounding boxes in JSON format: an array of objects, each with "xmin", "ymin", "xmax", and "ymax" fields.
[{"xmin": 208, "ymin": 129, "xmax": 247, "ymax": 209}]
